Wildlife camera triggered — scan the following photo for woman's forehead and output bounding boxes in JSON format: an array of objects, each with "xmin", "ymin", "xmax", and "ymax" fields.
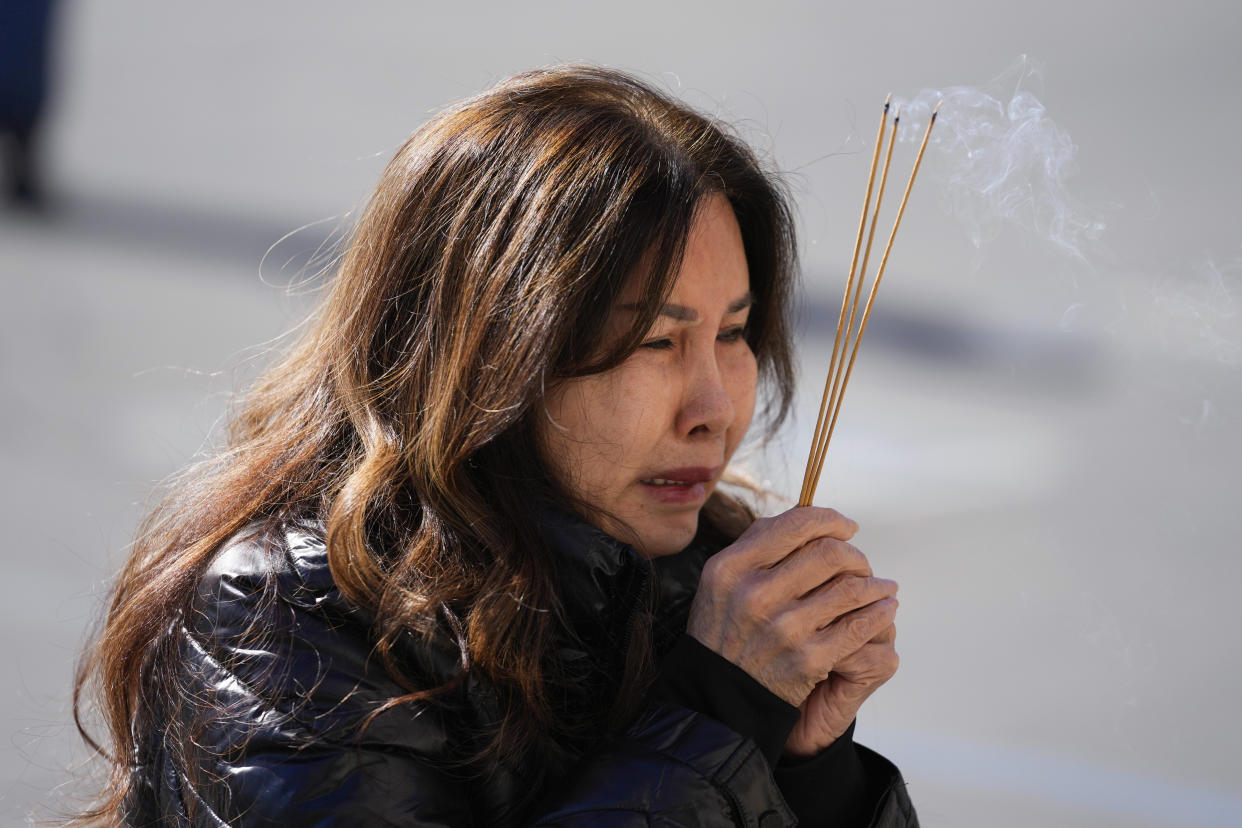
[{"xmin": 617, "ymin": 194, "xmax": 751, "ymax": 314}]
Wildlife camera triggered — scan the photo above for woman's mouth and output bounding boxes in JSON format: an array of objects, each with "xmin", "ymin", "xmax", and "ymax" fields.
[{"xmin": 638, "ymin": 467, "xmax": 719, "ymax": 504}]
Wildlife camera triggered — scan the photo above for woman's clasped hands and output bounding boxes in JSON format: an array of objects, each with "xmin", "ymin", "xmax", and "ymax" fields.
[{"xmin": 686, "ymin": 507, "xmax": 899, "ymax": 758}]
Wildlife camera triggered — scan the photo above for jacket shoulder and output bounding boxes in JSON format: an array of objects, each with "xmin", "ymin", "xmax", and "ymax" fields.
[
  {"xmin": 157, "ymin": 521, "xmax": 476, "ymax": 824},
  {"xmin": 183, "ymin": 519, "xmax": 457, "ymax": 733},
  {"xmin": 194, "ymin": 519, "xmax": 333, "ymax": 605}
]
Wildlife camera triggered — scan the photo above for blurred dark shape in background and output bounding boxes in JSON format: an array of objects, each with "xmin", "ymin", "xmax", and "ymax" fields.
[{"xmin": 1, "ymin": 0, "xmax": 58, "ymax": 207}]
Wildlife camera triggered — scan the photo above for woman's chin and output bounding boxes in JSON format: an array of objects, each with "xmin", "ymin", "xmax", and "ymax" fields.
[{"xmin": 632, "ymin": 515, "xmax": 700, "ymax": 559}]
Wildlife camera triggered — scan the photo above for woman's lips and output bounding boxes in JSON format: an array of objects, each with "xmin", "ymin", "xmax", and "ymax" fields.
[{"xmin": 638, "ymin": 466, "xmax": 719, "ymax": 505}]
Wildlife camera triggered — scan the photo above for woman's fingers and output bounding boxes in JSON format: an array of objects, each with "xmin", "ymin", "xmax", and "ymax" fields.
[
  {"xmin": 831, "ymin": 637, "xmax": 900, "ymax": 688},
  {"xmin": 731, "ymin": 507, "xmax": 859, "ymax": 569},
  {"xmin": 812, "ymin": 595, "xmax": 899, "ymax": 660},
  {"xmin": 870, "ymin": 622, "xmax": 896, "ymax": 645},
  {"xmin": 793, "ymin": 574, "xmax": 898, "ymax": 630},
  {"xmin": 700, "ymin": 509, "xmax": 861, "ymax": 596},
  {"xmin": 765, "ymin": 538, "xmax": 873, "ymax": 597},
  {"xmin": 687, "ymin": 505, "xmax": 903, "ymax": 708}
]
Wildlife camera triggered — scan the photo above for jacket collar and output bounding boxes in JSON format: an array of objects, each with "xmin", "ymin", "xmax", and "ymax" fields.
[
  {"xmin": 532, "ymin": 505, "xmax": 718, "ymax": 654},
  {"xmin": 271, "ymin": 506, "xmax": 718, "ymax": 655},
  {"xmin": 534, "ymin": 507, "xmax": 643, "ymax": 613}
]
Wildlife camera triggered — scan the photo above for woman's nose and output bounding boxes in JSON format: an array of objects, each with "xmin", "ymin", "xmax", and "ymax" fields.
[{"xmin": 676, "ymin": 353, "xmax": 735, "ymax": 437}]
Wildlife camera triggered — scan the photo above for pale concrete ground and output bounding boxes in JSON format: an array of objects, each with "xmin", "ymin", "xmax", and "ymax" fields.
[{"xmin": 3, "ymin": 1, "xmax": 1241, "ymax": 825}]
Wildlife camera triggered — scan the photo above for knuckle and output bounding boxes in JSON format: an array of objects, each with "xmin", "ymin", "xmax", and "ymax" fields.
[
  {"xmin": 781, "ymin": 507, "xmax": 859, "ymax": 546},
  {"xmin": 846, "ymin": 613, "xmax": 874, "ymax": 643},
  {"xmin": 818, "ymin": 507, "xmax": 844, "ymax": 525},
  {"xmin": 699, "ymin": 556, "xmax": 724, "ymax": 587},
  {"xmin": 820, "ymin": 508, "xmax": 850, "ymax": 536},
  {"xmin": 803, "ymin": 537, "xmax": 838, "ymax": 570},
  {"xmin": 815, "ymin": 538, "xmax": 853, "ymax": 574},
  {"xmin": 735, "ymin": 578, "xmax": 773, "ymax": 618},
  {"xmin": 821, "ymin": 507, "xmax": 859, "ymax": 537},
  {"xmin": 882, "ymin": 647, "xmax": 900, "ymax": 677},
  {"xmin": 787, "ymin": 508, "xmax": 817, "ymax": 535},
  {"xmin": 792, "ymin": 646, "xmax": 822, "ymax": 682},
  {"xmin": 701, "ymin": 555, "xmax": 737, "ymax": 588},
  {"xmin": 736, "ymin": 518, "xmax": 769, "ymax": 549},
  {"xmin": 771, "ymin": 610, "xmax": 803, "ymax": 644},
  {"xmin": 844, "ymin": 575, "xmax": 869, "ymax": 603},
  {"xmin": 866, "ymin": 576, "xmax": 892, "ymax": 600},
  {"xmin": 843, "ymin": 543, "xmax": 871, "ymax": 574}
]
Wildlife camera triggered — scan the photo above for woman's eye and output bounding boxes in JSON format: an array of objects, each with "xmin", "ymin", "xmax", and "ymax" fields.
[
  {"xmin": 718, "ymin": 326, "xmax": 747, "ymax": 344},
  {"xmin": 639, "ymin": 337, "xmax": 674, "ymax": 351}
]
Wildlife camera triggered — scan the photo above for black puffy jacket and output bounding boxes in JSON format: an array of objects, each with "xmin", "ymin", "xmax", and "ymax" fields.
[{"xmin": 126, "ymin": 514, "xmax": 917, "ymax": 826}]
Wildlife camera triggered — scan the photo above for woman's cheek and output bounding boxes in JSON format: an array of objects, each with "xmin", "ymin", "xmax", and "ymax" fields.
[
  {"xmin": 727, "ymin": 348, "xmax": 759, "ymax": 428},
  {"xmin": 575, "ymin": 369, "xmax": 656, "ymax": 472},
  {"xmin": 607, "ymin": 372, "xmax": 667, "ymax": 455}
]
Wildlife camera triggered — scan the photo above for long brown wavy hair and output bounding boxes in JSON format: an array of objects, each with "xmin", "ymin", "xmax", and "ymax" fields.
[{"xmin": 73, "ymin": 64, "xmax": 798, "ymax": 821}]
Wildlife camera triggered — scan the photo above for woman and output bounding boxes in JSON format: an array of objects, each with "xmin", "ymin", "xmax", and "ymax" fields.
[{"xmin": 74, "ymin": 65, "xmax": 915, "ymax": 826}]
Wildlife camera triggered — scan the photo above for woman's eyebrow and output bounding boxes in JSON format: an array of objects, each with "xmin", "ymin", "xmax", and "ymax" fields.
[
  {"xmin": 620, "ymin": 292, "xmax": 754, "ymax": 322},
  {"xmin": 727, "ymin": 292, "xmax": 755, "ymax": 314}
]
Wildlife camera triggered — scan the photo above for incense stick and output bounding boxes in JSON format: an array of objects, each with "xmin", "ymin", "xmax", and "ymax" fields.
[
  {"xmin": 802, "ymin": 106, "xmax": 901, "ymax": 504},
  {"xmin": 799, "ymin": 98, "xmax": 940, "ymax": 507},
  {"xmin": 799, "ymin": 97, "xmax": 890, "ymax": 505}
]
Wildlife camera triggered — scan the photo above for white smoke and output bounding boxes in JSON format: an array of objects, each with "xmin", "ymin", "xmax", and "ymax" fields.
[
  {"xmin": 1150, "ymin": 255, "xmax": 1242, "ymax": 367},
  {"xmin": 893, "ymin": 57, "xmax": 1105, "ymax": 259}
]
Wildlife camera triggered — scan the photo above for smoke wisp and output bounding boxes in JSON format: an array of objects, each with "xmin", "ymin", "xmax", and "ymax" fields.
[{"xmin": 894, "ymin": 57, "xmax": 1105, "ymax": 260}]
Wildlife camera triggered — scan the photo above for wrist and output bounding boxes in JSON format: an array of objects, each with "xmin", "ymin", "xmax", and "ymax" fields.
[
  {"xmin": 652, "ymin": 634, "xmax": 800, "ymax": 767},
  {"xmin": 782, "ymin": 717, "xmax": 856, "ymax": 762},
  {"xmin": 774, "ymin": 721, "xmax": 871, "ymax": 825}
]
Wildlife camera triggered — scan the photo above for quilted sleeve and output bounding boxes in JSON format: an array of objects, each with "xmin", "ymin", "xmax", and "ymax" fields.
[{"xmin": 533, "ymin": 703, "xmax": 796, "ymax": 828}]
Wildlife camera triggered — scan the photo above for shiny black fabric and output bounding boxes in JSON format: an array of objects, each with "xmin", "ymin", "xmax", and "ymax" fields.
[{"xmin": 125, "ymin": 515, "xmax": 915, "ymax": 827}]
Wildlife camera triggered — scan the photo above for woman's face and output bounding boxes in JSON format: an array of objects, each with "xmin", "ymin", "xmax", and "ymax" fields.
[{"xmin": 540, "ymin": 193, "xmax": 758, "ymax": 558}]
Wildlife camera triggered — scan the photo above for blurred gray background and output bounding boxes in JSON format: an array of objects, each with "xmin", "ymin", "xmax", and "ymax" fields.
[{"xmin": 2, "ymin": 1, "xmax": 1240, "ymax": 825}]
